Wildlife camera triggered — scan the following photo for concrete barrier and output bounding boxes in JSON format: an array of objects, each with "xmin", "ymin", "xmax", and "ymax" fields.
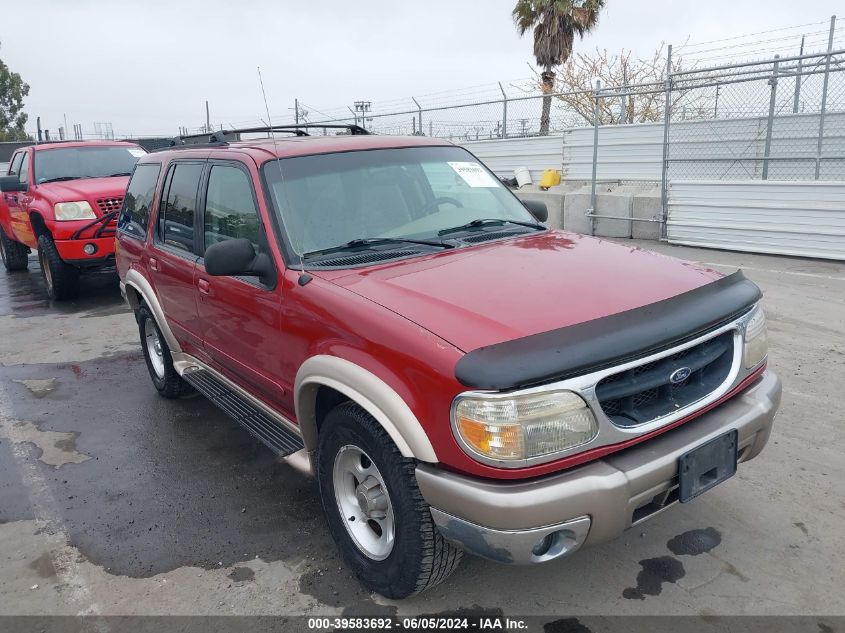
[
  {"xmin": 632, "ymin": 191, "xmax": 662, "ymax": 240},
  {"xmin": 515, "ymin": 182, "xmax": 661, "ymax": 239}
]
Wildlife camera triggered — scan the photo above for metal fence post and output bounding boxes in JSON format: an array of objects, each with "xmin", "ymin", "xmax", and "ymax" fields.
[
  {"xmin": 815, "ymin": 15, "xmax": 836, "ymax": 180},
  {"xmin": 412, "ymin": 98, "xmax": 423, "ymax": 135},
  {"xmin": 589, "ymin": 80, "xmax": 601, "ymax": 236},
  {"xmin": 792, "ymin": 35, "xmax": 805, "ymax": 113},
  {"xmin": 499, "ymin": 82, "xmax": 508, "ymax": 138},
  {"xmin": 660, "ymin": 45, "xmax": 673, "ymax": 240},
  {"xmin": 762, "ymin": 55, "xmax": 780, "ymax": 181}
]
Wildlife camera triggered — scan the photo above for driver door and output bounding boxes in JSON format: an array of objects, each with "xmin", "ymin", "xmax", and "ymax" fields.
[
  {"xmin": 194, "ymin": 161, "xmax": 286, "ymax": 411},
  {"xmin": 4, "ymin": 151, "xmax": 37, "ymax": 247}
]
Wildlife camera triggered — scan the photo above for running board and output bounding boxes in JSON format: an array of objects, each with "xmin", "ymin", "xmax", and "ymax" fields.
[{"xmin": 182, "ymin": 369, "xmax": 304, "ymax": 457}]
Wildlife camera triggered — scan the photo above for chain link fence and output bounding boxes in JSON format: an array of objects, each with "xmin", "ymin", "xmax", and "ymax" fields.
[{"xmin": 288, "ymin": 22, "xmax": 845, "ymax": 189}]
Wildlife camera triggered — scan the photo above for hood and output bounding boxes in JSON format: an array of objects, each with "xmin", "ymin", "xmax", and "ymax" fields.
[
  {"xmin": 323, "ymin": 231, "xmax": 723, "ymax": 352},
  {"xmin": 36, "ymin": 176, "xmax": 129, "ymax": 205}
]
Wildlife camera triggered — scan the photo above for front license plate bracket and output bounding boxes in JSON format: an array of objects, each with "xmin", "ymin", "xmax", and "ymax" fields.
[{"xmin": 678, "ymin": 429, "xmax": 738, "ymax": 503}]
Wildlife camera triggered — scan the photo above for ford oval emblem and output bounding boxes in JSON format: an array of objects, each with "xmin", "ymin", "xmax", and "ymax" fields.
[{"xmin": 670, "ymin": 367, "xmax": 692, "ymax": 384}]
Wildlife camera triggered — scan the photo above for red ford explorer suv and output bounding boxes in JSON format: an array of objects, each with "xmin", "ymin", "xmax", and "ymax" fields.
[
  {"xmin": 116, "ymin": 125, "xmax": 781, "ymax": 599},
  {"xmin": 0, "ymin": 141, "xmax": 146, "ymax": 299}
]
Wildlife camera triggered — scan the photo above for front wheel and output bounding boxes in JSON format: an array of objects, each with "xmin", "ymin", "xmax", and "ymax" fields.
[
  {"xmin": 136, "ymin": 304, "xmax": 191, "ymax": 398},
  {"xmin": 0, "ymin": 227, "xmax": 29, "ymax": 271},
  {"xmin": 37, "ymin": 235, "xmax": 79, "ymax": 300},
  {"xmin": 317, "ymin": 402, "xmax": 462, "ymax": 598}
]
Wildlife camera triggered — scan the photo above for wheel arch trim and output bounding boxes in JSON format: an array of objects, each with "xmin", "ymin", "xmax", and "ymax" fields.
[
  {"xmin": 294, "ymin": 355, "xmax": 438, "ymax": 463},
  {"xmin": 122, "ymin": 268, "xmax": 182, "ymax": 353}
]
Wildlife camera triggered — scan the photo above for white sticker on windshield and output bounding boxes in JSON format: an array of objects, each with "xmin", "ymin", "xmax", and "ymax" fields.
[
  {"xmin": 128, "ymin": 148, "xmax": 147, "ymax": 157},
  {"xmin": 447, "ymin": 161, "xmax": 498, "ymax": 188}
]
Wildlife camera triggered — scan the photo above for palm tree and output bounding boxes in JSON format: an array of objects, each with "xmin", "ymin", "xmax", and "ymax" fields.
[{"xmin": 513, "ymin": 0, "xmax": 606, "ymax": 135}]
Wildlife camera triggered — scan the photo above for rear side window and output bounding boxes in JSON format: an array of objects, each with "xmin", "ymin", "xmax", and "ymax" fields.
[
  {"xmin": 159, "ymin": 163, "xmax": 203, "ymax": 254},
  {"xmin": 203, "ymin": 165, "xmax": 261, "ymax": 252},
  {"xmin": 118, "ymin": 164, "xmax": 161, "ymax": 240}
]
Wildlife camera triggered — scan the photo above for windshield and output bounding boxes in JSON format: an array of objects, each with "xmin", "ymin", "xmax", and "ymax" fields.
[
  {"xmin": 262, "ymin": 146, "xmax": 538, "ymax": 258},
  {"xmin": 34, "ymin": 146, "xmax": 146, "ymax": 184}
]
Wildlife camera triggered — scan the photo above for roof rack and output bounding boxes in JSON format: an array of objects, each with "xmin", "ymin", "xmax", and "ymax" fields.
[{"xmin": 166, "ymin": 123, "xmax": 370, "ymax": 148}]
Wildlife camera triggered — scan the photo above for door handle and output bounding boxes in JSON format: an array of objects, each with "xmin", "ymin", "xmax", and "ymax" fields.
[
  {"xmin": 149, "ymin": 257, "xmax": 159, "ymax": 272},
  {"xmin": 197, "ymin": 278, "xmax": 211, "ymax": 295}
]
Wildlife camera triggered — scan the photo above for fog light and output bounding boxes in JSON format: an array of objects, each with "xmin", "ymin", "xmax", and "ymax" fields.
[
  {"xmin": 83, "ymin": 243, "xmax": 97, "ymax": 255},
  {"xmin": 532, "ymin": 533, "xmax": 555, "ymax": 557}
]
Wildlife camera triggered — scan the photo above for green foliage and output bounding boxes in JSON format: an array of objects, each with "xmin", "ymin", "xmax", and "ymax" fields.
[
  {"xmin": 512, "ymin": 0, "xmax": 606, "ymax": 70},
  {"xmin": 512, "ymin": 0, "xmax": 606, "ymax": 134},
  {"xmin": 0, "ymin": 42, "xmax": 32, "ymax": 142}
]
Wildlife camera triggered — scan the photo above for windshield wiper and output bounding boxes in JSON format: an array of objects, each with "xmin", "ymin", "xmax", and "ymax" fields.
[
  {"xmin": 39, "ymin": 176, "xmax": 83, "ymax": 184},
  {"xmin": 304, "ymin": 236, "xmax": 452, "ymax": 259},
  {"xmin": 437, "ymin": 218, "xmax": 544, "ymax": 237}
]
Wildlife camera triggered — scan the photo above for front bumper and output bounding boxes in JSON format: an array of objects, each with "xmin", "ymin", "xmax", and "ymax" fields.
[
  {"xmin": 55, "ymin": 237, "xmax": 116, "ymax": 266},
  {"xmin": 417, "ymin": 370, "xmax": 781, "ymax": 564}
]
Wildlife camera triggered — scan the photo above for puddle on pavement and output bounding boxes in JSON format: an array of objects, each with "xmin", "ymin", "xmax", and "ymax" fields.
[
  {"xmin": 666, "ymin": 527, "xmax": 722, "ymax": 556},
  {"xmin": 1, "ymin": 353, "xmax": 336, "ymax": 580}
]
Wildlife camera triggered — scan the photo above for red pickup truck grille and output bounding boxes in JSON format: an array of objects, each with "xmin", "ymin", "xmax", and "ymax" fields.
[
  {"xmin": 97, "ymin": 197, "xmax": 124, "ymax": 213},
  {"xmin": 595, "ymin": 331, "xmax": 735, "ymax": 428}
]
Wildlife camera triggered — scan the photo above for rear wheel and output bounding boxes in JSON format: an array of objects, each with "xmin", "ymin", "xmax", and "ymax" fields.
[
  {"xmin": 317, "ymin": 402, "xmax": 462, "ymax": 598},
  {"xmin": 0, "ymin": 227, "xmax": 29, "ymax": 271},
  {"xmin": 137, "ymin": 304, "xmax": 191, "ymax": 398},
  {"xmin": 37, "ymin": 234, "xmax": 79, "ymax": 300}
]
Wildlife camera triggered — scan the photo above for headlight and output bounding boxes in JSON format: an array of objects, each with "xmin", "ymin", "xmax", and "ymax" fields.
[
  {"xmin": 743, "ymin": 305, "xmax": 768, "ymax": 369},
  {"xmin": 452, "ymin": 390, "xmax": 598, "ymax": 465},
  {"xmin": 54, "ymin": 201, "xmax": 96, "ymax": 221}
]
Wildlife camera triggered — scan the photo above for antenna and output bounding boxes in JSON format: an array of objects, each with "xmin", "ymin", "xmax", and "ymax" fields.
[{"xmin": 257, "ymin": 66, "xmax": 311, "ymax": 286}]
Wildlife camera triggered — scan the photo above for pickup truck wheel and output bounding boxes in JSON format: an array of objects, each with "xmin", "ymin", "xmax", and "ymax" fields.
[
  {"xmin": 37, "ymin": 235, "xmax": 79, "ymax": 300},
  {"xmin": 317, "ymin": 402, "xmax": 462, "ymax": 598},
  {"xmin": 136, "ymin": 305, "xmax": 191, "ymax": 398},
  {"xmin": 0, "ymin": 227, "xmax": 29, "ymax": 271}
]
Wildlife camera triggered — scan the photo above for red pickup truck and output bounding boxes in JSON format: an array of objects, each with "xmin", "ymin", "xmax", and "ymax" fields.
[
  {"xmin": 116, "ymin": 126, "xmax": 781, "ymax": 598},
  {"xmin": 0, "ymin": 141, "xmax": 146, "ymax": 299}
]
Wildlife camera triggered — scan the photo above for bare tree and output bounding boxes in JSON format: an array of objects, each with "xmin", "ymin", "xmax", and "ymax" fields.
[{"xmin": 533, "ymin": 45, "xmax": 692, "ymax": 126}]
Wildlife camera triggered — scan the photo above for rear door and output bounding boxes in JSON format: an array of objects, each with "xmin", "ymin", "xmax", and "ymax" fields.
[
  {"xmin": 149, "ymin": 161, "xmax": 205, "ymax": 355},
  {"xmin": 195, "ymin": 160, "xmax": 285, "ymax": 410}
]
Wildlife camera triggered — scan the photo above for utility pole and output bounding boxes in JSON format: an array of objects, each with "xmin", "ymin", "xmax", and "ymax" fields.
[{"xmin": 354, "ymin": 101, "xmax": 372, "ymax": 130}]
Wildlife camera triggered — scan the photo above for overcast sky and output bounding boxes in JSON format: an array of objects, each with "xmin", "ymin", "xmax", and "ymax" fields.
[{"xmin": 2, "ymin": 0, "xmax": 841, "ymax": 138}]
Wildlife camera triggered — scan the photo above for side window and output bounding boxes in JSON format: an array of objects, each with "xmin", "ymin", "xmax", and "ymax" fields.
[
  {"xmin": 159, "ymin": 163, "xmax": 203, "ymax": 254},
  {"xmin": 118, "ymin": 163, "xmax": 161, "ymax": 240},
  {"xmin": 203, "ymin": 165, "xmax": 261, "ymax": 252},
  {"xmin": 17, "ymin": 153, "xmax": 30, "ymax": 185},
  {"xmin": 7, "ymin": 152, "xmax": 23, "ymax": 177}
]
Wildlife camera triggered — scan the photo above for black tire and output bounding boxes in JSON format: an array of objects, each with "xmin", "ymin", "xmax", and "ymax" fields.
[
  {"xmin": 37, "ymin": 234, "xmax": 79, "ymax": 300},
  {"xmin": 0, "ymin": 226, "xmax": 29, "ymax": 271},
  {"xmin": 136, "ymin": 304, "xmax": 191, "ymax": 398},
  {"xmin": 317, "ymin": 402, "xmax": 462, "ymax": 598}
]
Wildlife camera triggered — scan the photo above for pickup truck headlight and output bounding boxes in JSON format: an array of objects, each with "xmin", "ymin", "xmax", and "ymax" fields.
[
  {"xmin": 54, "ymin": 201, "xmax": 96, "ymax": 221},
  {"xmin": 453, "ymin": 390, "xmax": 598, "ymax": 464},
  {"xmin": 743, "ymin": 305, "xmax": 768, "ymax": 369}
]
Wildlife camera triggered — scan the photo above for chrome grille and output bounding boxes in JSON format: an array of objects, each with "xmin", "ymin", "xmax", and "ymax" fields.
[
  {"xmin": 595, "ymin": 331, "xmax": 735, "ymax": 427},
  {"xmin": 97, "ymin": 197, "xmax": 124, "ymax": 213}
]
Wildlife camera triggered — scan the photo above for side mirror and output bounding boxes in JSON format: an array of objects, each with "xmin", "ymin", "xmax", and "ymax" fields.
[
  {"xmin": 0, "ymin": 176, "xmax": 27, "ymax": 193},
  {"xmin": 204, "ymin": 238, "xmax": 273, "ymax": 281},
  {"xmin": 522, "ymin": 199, "xmax": 548, "ymax": 223}
]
